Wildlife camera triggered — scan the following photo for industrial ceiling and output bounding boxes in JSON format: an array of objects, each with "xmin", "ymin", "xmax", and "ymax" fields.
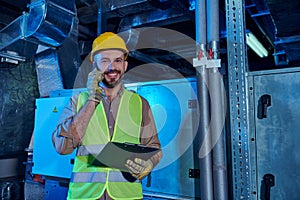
[{"xmin": 0, "ymin": 0, "xmax": 299, "ymax": 77}]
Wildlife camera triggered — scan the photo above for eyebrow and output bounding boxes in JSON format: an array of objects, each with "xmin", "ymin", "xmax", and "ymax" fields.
[{"xmin": 100, "ymin": 56, "xmax": 124, "ymax": 61}]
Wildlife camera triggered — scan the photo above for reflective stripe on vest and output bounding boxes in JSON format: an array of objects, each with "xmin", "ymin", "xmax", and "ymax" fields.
[
  {"xmin": 71, "ymin": 171, "xmax": 141, "ymax": 183},
  {"xmin": 71, "ymin": 172, "xmax": 106, "ymax": 183},
  {"xmin": 77, "ymin": 144, "xmax": 106, "ymax": 156}
]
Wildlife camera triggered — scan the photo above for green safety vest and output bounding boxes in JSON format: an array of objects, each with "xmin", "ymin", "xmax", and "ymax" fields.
[{"xmin": 67, "ymin": 89, "xmax": 143, "ymax": 200}]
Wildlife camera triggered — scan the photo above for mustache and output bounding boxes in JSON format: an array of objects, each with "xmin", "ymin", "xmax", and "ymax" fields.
[{"xmin": 103, "ymin": 69, "xmax": 121, "ymax": 75}]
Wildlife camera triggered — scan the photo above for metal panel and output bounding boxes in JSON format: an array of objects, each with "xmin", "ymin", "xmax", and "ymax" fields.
[
  {"xmin": 44, "ymin": 179, "xmax": 68, "ymax": 200},
  {"xmin": 32, "ymin": 96, "xmax": 76, "ymax": 178},
  {"xmin": 35, "ymin": 49, "xmax": 64, "ymax": 97},
  {"xmin": 252, "ymin": 70, "xmax": 300, "ymax": 200},
  {"xmin": 129, "ymin": 78, "xmax": 200, "ymax": 198},
  {"xmin": 0, "ymin": 158, "xmax": 19, "ymax": 178},
  {"xmin": 226, "ymin": 0, "xmax": 254, "ymax": 199}
]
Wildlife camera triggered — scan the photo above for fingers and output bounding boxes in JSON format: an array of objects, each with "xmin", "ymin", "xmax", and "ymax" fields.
[
  {"xmin": 125, "ymin": 158, "xmax": 154, "ymax": 180},
  {"xmin": 88, "ymin": 68, "xmax": 103, "ymax": 81},
  {"xmin": 126, "ymin": 159, "xmax": 144, "ymax": 173},
  {"xmin": 134, "ymin": 158, "xmax": 145, "ymax": 165},
  {"xmin": 125, "ymin": 159, "xmax": 144, "ymax": 179},
  {"xmin": 86, "ymin": 68, "xmax": 104, "ymax": 102},
  {"xmin": 91, "ymin": 65, "xmax": 103, "ymax": 74},
  {"xmin": 88, "ymin": 67, "xmax": 98, "ymax": 77}
]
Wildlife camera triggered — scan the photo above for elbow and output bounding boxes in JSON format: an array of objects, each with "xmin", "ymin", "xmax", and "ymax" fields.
[
  {"xmin": 53, "ymin": 140, "xmax": 75, "ymax": 155},
  {"xmin": 52, "ymin": 136, "xmax": 64, "ymax": 155},
  {"xmin": 52, "ymin": 133, "xmax": 74, "ymax": 155},
  {"xmin": 57, "ymin": 148, "xmax": 74, "ymax": 155}
]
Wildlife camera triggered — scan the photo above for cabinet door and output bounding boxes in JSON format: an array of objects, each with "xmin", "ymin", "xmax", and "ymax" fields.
[
  {"xmin": 33, "ymin": 97, "xmax": 76, "ymax": 178},
  {"xmin": 254, "ymin": 72, "xmax": 300, "ymax": 200},
  {"xmin": 137, "ymin": 79, "xmax": 200, "ymax": 199}
]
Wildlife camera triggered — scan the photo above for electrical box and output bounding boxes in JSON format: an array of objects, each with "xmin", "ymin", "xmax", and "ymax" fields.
[{"xmin": 33, "ymin": 96, "xmax": 76, "ymax": 178}]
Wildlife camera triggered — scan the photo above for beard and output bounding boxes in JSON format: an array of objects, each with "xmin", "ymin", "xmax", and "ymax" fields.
[{"xmin": 101, "ymin": 69, "xmax": 123, "ymax": 88}]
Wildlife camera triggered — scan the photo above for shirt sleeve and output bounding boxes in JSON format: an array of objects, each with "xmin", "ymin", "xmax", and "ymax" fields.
[
  {"xmin": 140, "ymin": 97, "xmax": 163, "ymax": 167},
  {"xmin": 52, "ymin": 95, "xmax": 80, "ymax": 155}
]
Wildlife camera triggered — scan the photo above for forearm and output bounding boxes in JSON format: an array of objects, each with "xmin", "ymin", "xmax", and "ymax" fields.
[
  {"xmin": 141, "ymin": 131, "xmax": 162, "ymax": 168},
  {"xmin": 141, "ymin": 115, "xmax": 162, "ymax": 167},
  {"xmin": 140, "ymin": 100, "xmax": 162, "ymax": 167}
]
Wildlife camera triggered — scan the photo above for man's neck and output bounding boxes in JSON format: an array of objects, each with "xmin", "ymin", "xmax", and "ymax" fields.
[{"xmin": 103, "ymin": 84, "xmax": 122, "ymax": 101}]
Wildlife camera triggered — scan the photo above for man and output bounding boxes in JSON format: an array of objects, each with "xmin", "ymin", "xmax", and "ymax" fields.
[{"xmin": 52, "ymin": 32, "xmax": 162, "ymax": 200}]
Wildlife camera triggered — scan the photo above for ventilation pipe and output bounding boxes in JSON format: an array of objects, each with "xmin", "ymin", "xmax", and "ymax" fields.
[
  {"xmin": 96, "ymin": 0, "xmax": 104, "ymax": 35},
  {"xmin": 0, "ymin": 0, "xmax": 77, "ymax": 95},
  {"xmin": 0, "ymin": 0, "xmax": 76, "ymax": 56}
]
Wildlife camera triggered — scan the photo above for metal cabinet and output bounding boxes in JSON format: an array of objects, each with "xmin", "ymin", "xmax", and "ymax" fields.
[
  {"xmin": 33, "ymin": 96, "xmax": 76, "ymax": 178},
  {"xmin": 248, "ymin": 68, "xmax": 300, "ymax": 200},
  {"xmin": 129, "ymin": 78, "xmax": 200, "ymax": 199}
]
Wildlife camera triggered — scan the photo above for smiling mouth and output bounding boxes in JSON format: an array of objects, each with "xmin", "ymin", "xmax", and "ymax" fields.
[{"xmin": 104, "ymin": 70, "xmax": 121, "ymax": 79}]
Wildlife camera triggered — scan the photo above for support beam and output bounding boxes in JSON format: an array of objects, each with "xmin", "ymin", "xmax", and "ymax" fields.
[{"xmin": 226, "ymin": 0, "xmax": 253, "ymax": 199}]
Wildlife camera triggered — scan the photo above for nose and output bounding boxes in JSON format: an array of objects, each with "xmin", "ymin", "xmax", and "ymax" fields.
[
  {"xmin": 108, "ymin": 62, "xmax": 113, "ymax": 70},
  {"xmin": 108, "ymin": 61, "xmax": 113, "ymax": 71}
]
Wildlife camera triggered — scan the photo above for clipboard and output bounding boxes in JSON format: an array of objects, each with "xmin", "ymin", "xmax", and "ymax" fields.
[{"xmin": 90, "ymin": 142, "xmax": 160, "ymax": 172}]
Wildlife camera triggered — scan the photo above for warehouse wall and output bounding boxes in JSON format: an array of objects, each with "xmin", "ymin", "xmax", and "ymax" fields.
[
  {"xmin": 0, "ymin": 59, "xmax": 39, "ymax": 156},
  {"xmin": 0, "ymin": 59, "xmax": 39, "ymax": 199}
]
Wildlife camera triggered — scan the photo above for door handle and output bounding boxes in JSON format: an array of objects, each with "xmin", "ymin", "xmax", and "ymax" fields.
[
  {"xmin": 257, "ymin": 94, "xmax": 271, "ymax": 119},
  {"xmin": 260, "ymin": 173, "xmax": 275, "ymax": 200}
]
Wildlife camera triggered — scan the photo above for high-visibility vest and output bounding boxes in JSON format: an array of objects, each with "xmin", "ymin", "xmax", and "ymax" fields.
[{"xmin": 67, "ymin": 89, "xmax": 143, "ymax": 200}]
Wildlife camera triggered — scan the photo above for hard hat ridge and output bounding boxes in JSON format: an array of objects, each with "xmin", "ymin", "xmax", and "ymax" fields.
[{"xmin": 91, "ymin": 32, "xmax": 129, "ymax": 61}]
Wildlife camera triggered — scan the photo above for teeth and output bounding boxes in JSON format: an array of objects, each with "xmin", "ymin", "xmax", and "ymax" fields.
[{"xmin": 107, "ymin": 73, "xmax": 118, "ymax": 77}]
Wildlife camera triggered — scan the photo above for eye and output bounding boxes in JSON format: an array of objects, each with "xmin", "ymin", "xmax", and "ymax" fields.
[
  {"xmin": 115, "ymin": 58, "xmax": 123, "ymax": 63},
  {"xmin": 101, "ymin": 59, "xmax": 110, "ymax": 64}
]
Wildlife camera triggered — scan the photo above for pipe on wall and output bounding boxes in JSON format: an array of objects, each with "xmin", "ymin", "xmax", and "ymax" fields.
[
  {"xmin": 209, "ymin": 66, "xmax": 228, "ymax": 200},
  {"xmin": 195, "ymin": 0, "xmax": 214, "ymax": 200},
  {"xmin": 96, "ymin": 0, "xmax": 104, "ymax": 35},
  {"xmin": 195, "ymin": 0, "xmax": 229, "ymax": 199},
  {"xmin": 207, "ymin": 0, "xmax": 229, "ymax": 199},
  {"xmin": 206, "ymin": 0, "xmax": 219, "ymax": 43}
]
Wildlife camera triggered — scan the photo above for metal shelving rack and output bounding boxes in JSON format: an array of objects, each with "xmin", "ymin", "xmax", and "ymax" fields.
[{"xmin": 226, "ymin": 0, "xmax": 255, "ymax": 199}]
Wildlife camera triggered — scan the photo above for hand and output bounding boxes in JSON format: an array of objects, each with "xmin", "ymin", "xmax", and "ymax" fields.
[
  {"xmin": 125, "ymin": 158, "xmax": 153, "ymax": 180},
  {"xmin": 86, "ymin": 68, "xmax": 104, "ymax": 103}
]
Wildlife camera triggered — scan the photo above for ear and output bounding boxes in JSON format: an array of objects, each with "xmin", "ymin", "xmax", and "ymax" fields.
[
  {"xmin": 92, "ymin": 61, "xmax": 97, "ymax": 69},
  {"xmin": 124, "ymin": 61, "xmax": 128, "ymax": 71}
]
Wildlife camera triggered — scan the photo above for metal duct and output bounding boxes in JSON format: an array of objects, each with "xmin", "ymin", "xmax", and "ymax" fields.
[
  {"xmin": 118, "ymin": 7, "xmax": 187, "ymax": 32},
  {"xmin": 35, "ymin": 49, "xmax": 64, "ymax": 97},
  {"xmin": 0, "ymin": 0, "xmax": 75, "ymax": 56}
]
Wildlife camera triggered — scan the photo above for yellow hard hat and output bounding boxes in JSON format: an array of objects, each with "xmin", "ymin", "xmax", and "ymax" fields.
[{"xmin": 90, "ymin": 32, "xmax": 129, "ymax": 61}]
